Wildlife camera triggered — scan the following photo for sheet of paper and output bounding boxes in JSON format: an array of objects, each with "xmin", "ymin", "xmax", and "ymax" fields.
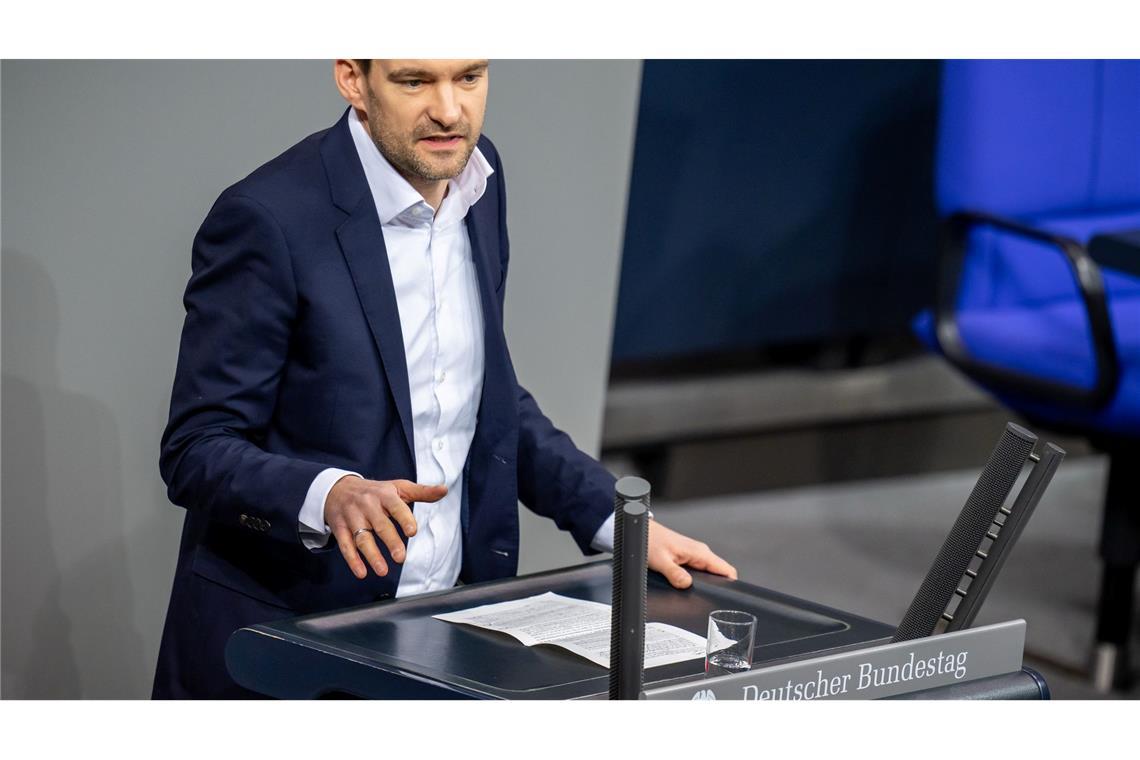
[{"xmin": 432, "ymin": 591, "xmax": 707, "ymax": 668}]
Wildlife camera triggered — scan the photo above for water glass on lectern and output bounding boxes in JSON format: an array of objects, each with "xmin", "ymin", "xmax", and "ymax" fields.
[{"xmin": 706, "ymin": 610, "xmax": 757, "ymax": 677}]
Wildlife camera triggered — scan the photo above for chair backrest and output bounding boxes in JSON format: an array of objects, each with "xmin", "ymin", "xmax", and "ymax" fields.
[
  {"xmin": 937, "ymin": 60, "xmax": 1140, "ymax": 220},
  {"xmin": 936, "ymin": 61, "xmax": 1140, "ymax": 310}
]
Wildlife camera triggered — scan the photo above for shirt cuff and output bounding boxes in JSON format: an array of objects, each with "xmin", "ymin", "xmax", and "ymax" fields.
[
  {"xmin": 299, "ymin": 468, "xmax": 362, "ymax": 550},
  {"xmin": 589, "ymin": 512, "xmax": 616, "ymax": 554}
]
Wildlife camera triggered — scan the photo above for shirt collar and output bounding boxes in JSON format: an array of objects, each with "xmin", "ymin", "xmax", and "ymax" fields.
[{"xmin": 348, "ymin": 107, "xmax": 494, "ymax": 226}]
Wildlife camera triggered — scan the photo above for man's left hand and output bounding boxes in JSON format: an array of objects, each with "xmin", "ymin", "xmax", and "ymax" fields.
[{"xmin": 647, "ymin": 520, "xmax": 737, "ymax": 589}]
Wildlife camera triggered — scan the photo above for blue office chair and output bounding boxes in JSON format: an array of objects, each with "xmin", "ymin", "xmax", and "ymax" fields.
[{"xmin": 913, "ymin": 60, "xmax": 1140, "ymax": 690}]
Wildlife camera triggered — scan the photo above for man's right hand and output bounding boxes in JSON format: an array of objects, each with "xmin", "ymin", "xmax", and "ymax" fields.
[{"xmin": 325, "ymin": 476, "xmax": 448, "ymax": 580}]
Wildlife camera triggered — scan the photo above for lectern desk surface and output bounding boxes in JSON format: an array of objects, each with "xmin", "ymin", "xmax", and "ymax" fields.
[{"xmin": 226, "ymin": 561, "xmax": 893, "ymax": 699}]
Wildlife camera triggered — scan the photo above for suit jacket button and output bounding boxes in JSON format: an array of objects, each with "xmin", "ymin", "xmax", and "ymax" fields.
[
  {"xmin": 239, "ymin": 514, "xmax": 249, "ymax": 527},
  {"xmin": 261, "ymin": 519, "xmax": 270, "ymax": 532}
]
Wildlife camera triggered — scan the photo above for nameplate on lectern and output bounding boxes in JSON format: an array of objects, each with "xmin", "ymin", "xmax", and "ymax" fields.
[{"xmin": 641, "ymin": 619, "xmax": 1025, "ymax": 701}]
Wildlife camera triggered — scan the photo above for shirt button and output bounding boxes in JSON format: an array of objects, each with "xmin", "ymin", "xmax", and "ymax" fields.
[
  {"xmin": 437, "ymin": 370, "xmax": 446, "ymax": 384},
  {"xmin": 435, "ymin": 439, "xmax": 444, "ymax": 451}
]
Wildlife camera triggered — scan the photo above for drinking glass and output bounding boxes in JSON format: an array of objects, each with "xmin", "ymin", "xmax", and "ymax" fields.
[{"xmin": 705, "ymin": 609, "xmax": 757, "ymax": 677}]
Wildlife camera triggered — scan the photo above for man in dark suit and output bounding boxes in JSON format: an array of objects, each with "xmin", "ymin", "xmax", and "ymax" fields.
[{"xmin": 154, "ymin": 59, "xmax": 735, "ymax": 698}]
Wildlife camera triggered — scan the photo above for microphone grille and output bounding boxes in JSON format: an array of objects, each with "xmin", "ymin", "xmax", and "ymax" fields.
[{"xmin": 892, "ymin": 423, "xmax": 1036, "ymax": 642}]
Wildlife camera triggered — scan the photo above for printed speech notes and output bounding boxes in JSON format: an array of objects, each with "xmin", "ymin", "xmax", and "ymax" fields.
[{"xmin": 432, "ymin": 591, "xmax": 707, "ymax": 668}]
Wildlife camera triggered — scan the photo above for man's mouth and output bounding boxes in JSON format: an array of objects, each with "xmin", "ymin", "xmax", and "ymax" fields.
[{"xmin": 419, "ymin": 135, "xmax": 464, "ymax": 150}]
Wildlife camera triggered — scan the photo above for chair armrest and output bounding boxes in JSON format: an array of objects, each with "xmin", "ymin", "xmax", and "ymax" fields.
[
  {"xmin": 1090, "ymin": 230, "xmax": 1140, "ymax": 278},
  {"xmin": 934, "ymin": 210, "xmax": 1120, "ymax": 410}
]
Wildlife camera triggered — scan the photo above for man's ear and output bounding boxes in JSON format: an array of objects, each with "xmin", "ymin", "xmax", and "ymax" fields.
[{"xmin": 333, "ymin": 59, "xmax": 369, "ymax": 112}]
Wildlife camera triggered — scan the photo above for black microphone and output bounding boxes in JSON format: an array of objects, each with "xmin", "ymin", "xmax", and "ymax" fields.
[
  {"xmin": 946, "ymin": 441, "xmax": 1065, "ymax": 632},
  {"xmin": 609, "ymin": 476, "xmax": 651, "ymax": 700},
  {"xmin": 892, "ymin": 422, "xmax": 1038, "ymax": 642}
]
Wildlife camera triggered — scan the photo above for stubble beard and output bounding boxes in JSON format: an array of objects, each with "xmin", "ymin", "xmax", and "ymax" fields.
[{"xmin": 365, "ymin": 92, "xmax": 477, "ymax": 183}]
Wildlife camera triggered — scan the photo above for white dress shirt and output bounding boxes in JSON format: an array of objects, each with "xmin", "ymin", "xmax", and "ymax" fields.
[{"xmin": 299, "ymin": 108, "xmax": 613, "ymax": 597}]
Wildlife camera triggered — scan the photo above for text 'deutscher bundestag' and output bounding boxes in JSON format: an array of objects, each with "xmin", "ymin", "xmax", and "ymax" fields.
[{"xmin": 642, "ymin": 619, "xmax": 1025, "ymax": 700}]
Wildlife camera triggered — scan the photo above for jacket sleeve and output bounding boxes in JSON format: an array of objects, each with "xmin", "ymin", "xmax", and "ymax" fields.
[
  {"xmin": 159, "ymin": 192, "xmax": 327, "ymax": 545},
  {"xmin": 515, "ymin": 385, "xmax": 616, "ymax": 555},
  {"xmin": 485, "ymin": 142, "xmax": 615, "ymax": 554}
]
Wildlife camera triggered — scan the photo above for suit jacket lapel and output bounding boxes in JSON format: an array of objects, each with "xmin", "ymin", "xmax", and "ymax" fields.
[
  {"xmin": 465, "ymin": 192, "xmax": 511, "ymax": 446},
  {"xmin": 321, "ymin": 109, "xmax": 415, "ymax": 461},
  {"xmin": 336, "ymin": 207, "xmax": 415, "ymax": 459}
]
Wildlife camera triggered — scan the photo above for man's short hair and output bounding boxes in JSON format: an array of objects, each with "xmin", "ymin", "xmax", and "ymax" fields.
[{"xmin": 355, "ymin": 59, "xmax": 372, "ymax": 76}]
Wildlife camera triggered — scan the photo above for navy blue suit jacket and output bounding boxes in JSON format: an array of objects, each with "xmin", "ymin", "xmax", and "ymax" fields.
[{"xmin": 153, "ymin": 108, "xmax": 615, "ymax": 698}]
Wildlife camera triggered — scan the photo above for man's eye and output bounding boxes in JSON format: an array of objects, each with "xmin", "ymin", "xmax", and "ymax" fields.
[
  {"xmin": 462, "ymin": 74, "xmax": 481, "ymax": 84},
  {"xmin": 404, "ymin": 79, "xmax": 423, "ymax": 88}
]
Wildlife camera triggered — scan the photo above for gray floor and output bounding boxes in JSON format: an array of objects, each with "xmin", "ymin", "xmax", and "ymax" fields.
[{"xmin": 649, "ymin": 453, "xmax": 1139, "ymax": 699}]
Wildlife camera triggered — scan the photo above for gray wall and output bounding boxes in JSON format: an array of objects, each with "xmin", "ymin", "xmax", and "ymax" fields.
[{"xmin": 1, "ymin": 60, "xmax": 640, "ymax": 698}]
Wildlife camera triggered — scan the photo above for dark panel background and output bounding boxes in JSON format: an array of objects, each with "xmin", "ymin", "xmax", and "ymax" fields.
[{"xmin": 612, "ymin": 60, "xmax": 942, "ymax": 369}]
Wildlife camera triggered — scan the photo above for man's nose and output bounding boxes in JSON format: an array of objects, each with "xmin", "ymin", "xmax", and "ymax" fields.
[{"xmin": 427, "ymin": 84, "xmax": 462, "ymax": 128}]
